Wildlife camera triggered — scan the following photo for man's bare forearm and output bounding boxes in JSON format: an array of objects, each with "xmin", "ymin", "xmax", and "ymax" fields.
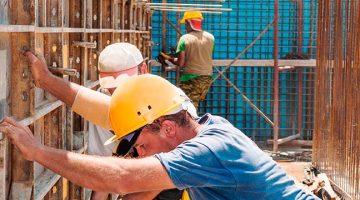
[
  {"xmin": 34, "ymin": 145, "xmax": 131, "ymax": 194},
  {"xmin": 39, "ymin": 73, "xmax": 80, "ymax": 106},
  {"xmin": 33, "ymin": 145, "xmax": 174, "ymax": 195}
]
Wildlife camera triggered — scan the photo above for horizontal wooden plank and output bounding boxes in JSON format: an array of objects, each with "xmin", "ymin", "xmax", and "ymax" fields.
[
  {"xmin": 34, "ymin": 144, "xmax": 87, "ymax": 200},
  {"xmin": 62, "ymin": 28, "xmax": 85, "ymax": 33},
  {"xmin": 276, "ymin": 134, "xmax": 300, "ymax": 145},
  {"xmin": 0, "ymin": 25, "xmax": 35, "ymax": 32},
  {"xmin": 0, "ymin": 26, "xmax": 150, "ymax": 34},
  {"xmin": 150, "ymin": 59, "xmax": 317, "ymax": 67},
  {"xmin": 18, "ymin": 100, "xmax": 63, "ymax": 126},
  {"xmin": 35, "ymin": 27, "xmax": 63, "ymax": 33},
  {"xmin": 267, "ymin": 139, "xmax": 312, "ymax": 147},
  {"xmin": 34, "ymin": 170, "xmax": 61, "ymax": 200},
  {"xmin": 84, "ymin": 80, "xmax": 99, "ymax": 89}
]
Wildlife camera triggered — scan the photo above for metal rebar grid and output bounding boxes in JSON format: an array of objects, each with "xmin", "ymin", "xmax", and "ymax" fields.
[
  {"xmin": 151, "ymin": 66, "xmax": 315, "ymax": 143},
  {"xmin": 314, "ymin": 0, "xmax": 360, "ymax": 199},
  {"xmin": 151, "ymin": 0, "xmax": 317, "ymax": 146}
]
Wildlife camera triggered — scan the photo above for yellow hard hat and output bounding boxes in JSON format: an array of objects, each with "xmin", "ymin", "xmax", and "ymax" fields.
[
  {"xmin": 105, "ymin": 74, "xmax": 185, "ymax": 145},
  {"xmin": 180, "ymin": 11, "xmax": 203, "ymax": 24},
  {"xmin": 182, "ymin": 190, "xmax": 190, "ymax": 200}
]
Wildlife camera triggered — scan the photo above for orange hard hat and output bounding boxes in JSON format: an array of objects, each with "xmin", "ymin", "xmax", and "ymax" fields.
[{"xmin": 180, "ymin": 11, "xmax": 203, "ymax": 24}]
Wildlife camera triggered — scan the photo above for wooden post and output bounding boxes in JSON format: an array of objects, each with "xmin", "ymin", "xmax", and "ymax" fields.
[{"xmin": 10, "ymin": 32, "xmax": 34, "ymax": 200}]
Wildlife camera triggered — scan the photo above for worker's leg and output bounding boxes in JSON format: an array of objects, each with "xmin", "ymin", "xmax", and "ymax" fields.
[{"xmin": 179, "ymin": 76, "xmax": 212, "ymax": 110}]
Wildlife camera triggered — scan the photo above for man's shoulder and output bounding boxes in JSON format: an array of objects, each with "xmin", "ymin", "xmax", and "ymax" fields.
[{"xmin": 202, "ymin": 31, "xmax": 215, "ymax": 40}]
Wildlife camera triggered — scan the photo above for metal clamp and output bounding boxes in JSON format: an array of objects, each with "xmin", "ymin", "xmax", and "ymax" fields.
[
  {"xmin": 72, "ymin": 41, "xmax": 97, "ymax": 49},
  {"xmin": 48, "ymin": 67, "xmax": 80, "ymax": 78}
]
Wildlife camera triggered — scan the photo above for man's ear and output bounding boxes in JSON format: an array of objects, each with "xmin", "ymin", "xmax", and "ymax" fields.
[{"xmin": 161, "ymin": 120, "xmax": 176, "ymax": 137}]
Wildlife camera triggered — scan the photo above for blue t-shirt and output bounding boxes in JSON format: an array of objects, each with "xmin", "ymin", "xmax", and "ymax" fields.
[{"xmin": 154, "ymin": 114, "xmax": 318, "ymax": 200}]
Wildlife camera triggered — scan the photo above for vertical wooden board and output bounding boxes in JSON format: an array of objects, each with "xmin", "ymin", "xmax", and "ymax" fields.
[
  {"xmin": 136, "ymin": 3, "xmax": 142, "ymax": 30},
  {"xmin": 102, "ymin": 0, "xmax": 112, "ymax": 29},
  {"xmin": 0, "ymin": 32, "xmax": 10, "ymax": 200},
  {"xmin": 113, "ymin": 0, "xmax": 121, "ymax": 29},
  {"xmin": 38, "ymin": 0, "xmax": 47, "ymax": 26},
  {"xmin": 0, "ymin": 33, "xmax": 10, "ymax": 119},
  {"xmin": 69, "ymin": 182, "xmax": 82, "ymax": 200},
  {"xmin": 9, "ymin": 0, "xmax": 34, "ymax": 25},
  {"xmin": 65, "ymin": 108, "xmax": 73, "ymax": 151},
  {"xmin": 44, "ymin": 34, "xmax": 62, "ymax": 70},
  {"xmin": 114, "ymin": 33, "xmax": 122, "ymax": 43},
  {"xmin": 102, "ymin": 32, "xmax": 112, "ymax": 49},
  {"xmin": 137, "ymin": 33, "xmax": 142, "ymax": 53},
  {"xmin": 0, "ymin": 0, "xmax": 9, "ymax": 24},
  {"xmin": 85, "ymin": 0, "xmax": 92, "ymax": 28},
  {"xmin": 34, "ymin": 118, "xmax": 45, "ymax": 179},
  {"xmin": 88, "ymin": 33, "xmax": 99, "ymax": 82},
  {"xmin": 34, "ymin": 33, "xmax": 46, "ymax": 107},
  {"xmin": 124, "ymin": 0, "xmax": 131, "ymax": 29},
  {"xmin": 44, "ymin": 108, "xmax": 62, "ymax": 148},
  {"xmin": 10, "ymin": 32, "xmax": 34, "ymax": 199},
  {"xmin": 44, "ymin": 179, "xmax": 64, "ymax": 200},
  {"xmin": 69, "ymin": 0, "xmax": 83, "ymax": 28},
  {"xmin": 69, "ymin": 32, "xmax": 84, "ymax": 133},
  {"xmin": 130, "ymin": 0, "xmax": 136, "ymax": 29},
  {"xmin": 46, "ymin": 0, "xmax": 62, "ymax": 27},
  {"xmin": 62, "ymin": 178, "xmax": 69, "ymax": 200},
  {"xmin": 69, "ymin": 33, "xmax": 83, "ymax": 84},
  {"xmin": 92, "ymin": 0, "xmax": 100, "ymax": 28},
  {"xmin": 10, "ymin": 33, "xmax": 32, "ymax": 118},
  {"xmin": 131, "ymin": 32, "xmax": 136, "ymax": 45},
  {"xmin": 124, "ymin": 32, "xmax": 130, "ymax": 43},
  {"xmin": 120, "ymin": 0, "xmax": 125, "ymax": 29},
  {"xmin": 63, "ymin": 33, "xmax": 70, "ymax": 69},
  {"xmin": 63, "ymin": 0, "xmax": 69, "ymax": 27}
]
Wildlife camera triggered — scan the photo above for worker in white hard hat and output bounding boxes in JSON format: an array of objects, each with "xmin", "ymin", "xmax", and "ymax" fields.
[
  {"xmin": 91, "ymin": 42, "xmax": 194, "ymax": 200},
  {"xmin": 20, "ymin": 46, "xmax": 196, "ymax": 200},
  {"xmin": 88, "ymin": 42, "xmax": 144, "ymax": 200},
  {"xmin": 163, "ymin": 11, "xmax": 215, "ymax": 110},
  {"xmin": 1, "ymin": 73, "xmax": 319, "ymax": 200}
]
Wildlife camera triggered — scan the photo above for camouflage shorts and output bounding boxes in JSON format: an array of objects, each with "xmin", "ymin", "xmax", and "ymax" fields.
[{"xmin": 179, "ymin": 75, "xmax": 213, "ymax": 109}]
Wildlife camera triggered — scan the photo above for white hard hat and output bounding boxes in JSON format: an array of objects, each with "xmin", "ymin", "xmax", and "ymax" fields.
[{"xmin": 98, "ymin": 43, "xmax": 144, "ymax": 88}]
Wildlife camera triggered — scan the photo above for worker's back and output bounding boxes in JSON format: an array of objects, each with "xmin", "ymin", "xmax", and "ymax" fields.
[
  {"xmin": 155, "ymin": 114, "xmax": 318, "ymax": 200},
  {"xmin": 181, "ymin": 31, "xmax": 214, "ymax": 76}
]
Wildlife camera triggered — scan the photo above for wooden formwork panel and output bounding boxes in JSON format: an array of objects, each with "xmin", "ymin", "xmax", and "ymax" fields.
[
  {"xmin": 114, "ymin": 33, "xmax": 124, "ymax": 43},
  {"xmin": 68, "ymin": 0, "xmax": 84, "ymax": 28},
  {"xmin": 10, "ymin": 0, "xmax": 35, "ymax": 25},
  {"xmin": 124, "ymin": 0, "xmax": 132, "ymax": 29},
  {"xmin": 102, "ymin": 0, "xmax": 113, "ymax": 29},
  {"xmin": 0, "ymin": 0, "xmax": 153, "ymax": 199},
  {"xmin": 91, "ymin": 0, "xmax": 101, "ymax": 29},
  {"xmin": 87, "ymin": 33, "xmax": 100, "ymax": 82}
]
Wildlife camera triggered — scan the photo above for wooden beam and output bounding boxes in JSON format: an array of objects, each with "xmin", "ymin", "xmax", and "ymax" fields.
[
  {"xmin": 18, "ymin": 100, "xmax": 63, "ymax": 126},
  {"xmin": 266, "ymin": 139, "xmax": 312, "ymax": 147},
  {"xmin": 34, "ymin": 170, "xmax": 61, "ymax": 200},
  {"xmin": 10, "ymin": 32, "xmax": 34, "ymax": 200},
  {"xmin": 10, "ymin": 0, "xmax": 34, "ymax": 25},
  {"xmin": 267, "ymin": 134, "xmax": 301, "ymax": 146}
]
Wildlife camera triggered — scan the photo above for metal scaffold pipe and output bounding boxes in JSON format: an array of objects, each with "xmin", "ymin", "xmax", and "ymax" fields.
[
  {"xmin": 146, "ymin": 3, "xmax": 223, "ymax": 7},
  {"xmin": 149, "ymin": 6, "xmax": 232, "ymax": 12},
  {"xmin": 151, "ymin": 9, "xmax": 223, "ymax": 14}
]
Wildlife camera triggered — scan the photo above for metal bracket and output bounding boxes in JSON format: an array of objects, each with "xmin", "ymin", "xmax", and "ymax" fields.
[
  {"xmin": 72, "ymin": 41, "xmax": 97, "ymax": 49},
  {"xmin": 48, "ymin": 67, "xmax": 80, "ymax": 78}
]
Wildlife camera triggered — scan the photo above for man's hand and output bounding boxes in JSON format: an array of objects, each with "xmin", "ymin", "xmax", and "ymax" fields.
[
  {"xmin": 0, "ymin": 117, "xmax": 42, "ymax": 161},
  {"xmin": 24, "ymin": 51, "xmax": 52, "ymax": 88}
]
